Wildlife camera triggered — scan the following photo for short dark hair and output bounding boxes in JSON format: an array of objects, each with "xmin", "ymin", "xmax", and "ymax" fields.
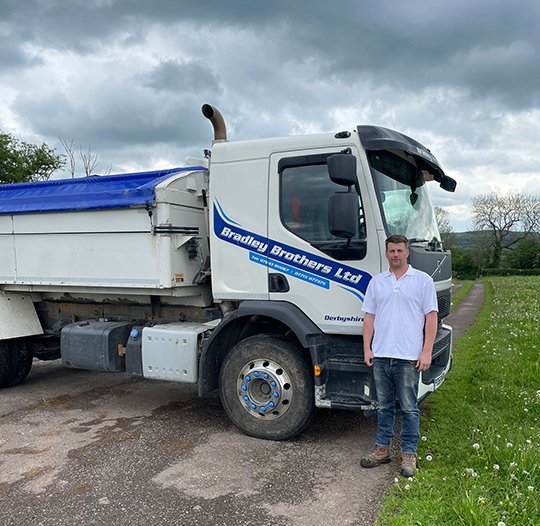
[{"xmin": 385, "ymin": 235, "xmax": 409, "ymax": 249}]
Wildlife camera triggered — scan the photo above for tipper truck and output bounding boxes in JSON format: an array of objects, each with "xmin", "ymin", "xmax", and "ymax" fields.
[{"xmin": 0, "ymin": 105, "xmax": 456, "ymax": 440}]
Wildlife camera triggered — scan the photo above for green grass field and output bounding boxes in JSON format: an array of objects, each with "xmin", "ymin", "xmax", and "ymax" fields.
[{"xmin": 377, "ymin": 276, "xmax": 540, "ymax": 526}]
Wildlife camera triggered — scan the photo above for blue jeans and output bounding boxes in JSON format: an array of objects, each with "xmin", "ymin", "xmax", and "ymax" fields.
[{"xmin": 373, "ymin": 357, "xmax": 420, "ymax": 454}]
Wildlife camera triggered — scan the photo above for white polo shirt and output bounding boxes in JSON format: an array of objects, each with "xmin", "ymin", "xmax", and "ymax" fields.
[{"xmin": 361, "ymin": 265, "xmax": 438, "ymax": 360}]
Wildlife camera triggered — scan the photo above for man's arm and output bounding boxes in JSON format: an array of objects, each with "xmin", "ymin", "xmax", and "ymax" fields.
[
  {"xmin": 417, "ymin": 310, "xmax": 437, "ymax": 371},
  {"xmin": 363, "ymin": 312, "xmax": 375, "ymax": 367}
]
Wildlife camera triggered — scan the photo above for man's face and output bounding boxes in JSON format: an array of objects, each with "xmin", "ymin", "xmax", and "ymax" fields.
[{"xmin": 385, "ymin": 242, "xmax": 409, "ymax": 270}]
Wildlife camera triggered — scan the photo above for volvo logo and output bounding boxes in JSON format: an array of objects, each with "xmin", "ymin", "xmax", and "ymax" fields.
[{"xmin": 431, "ymin": 255, "xmax": 448, "ymax": 277}]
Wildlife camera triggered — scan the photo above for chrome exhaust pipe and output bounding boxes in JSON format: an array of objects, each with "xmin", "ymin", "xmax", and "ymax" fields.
[{"xmin": 201, "ymin": 104, "xmax": 227, "ymax": 143}]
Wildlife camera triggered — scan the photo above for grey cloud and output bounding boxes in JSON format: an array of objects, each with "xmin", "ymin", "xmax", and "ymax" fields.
[
  {"xmin": 13, "ymin": 85, "xmax": 210, "ymax": 150},
  {"xmin": 315, "ymin": 1, "xmax": 540, "ymax": 110},
  {"xmin": 4, "ymin": 0, "xmax": 540, "ymax": 109},
  {"xmin": 142, "ymin": 59, "xmax": 221, "ymax": 94},
  {"xmin": 0, "ymin": 39, "xmax": 42, "ymax": 70},
  {"xmin": 4, "ymin": 1, "xmax": 133, "ymax": 54}
]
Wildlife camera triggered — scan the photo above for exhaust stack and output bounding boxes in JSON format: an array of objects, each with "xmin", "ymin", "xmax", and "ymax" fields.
[{"xmin": 202, "ymin": 104, "xmax": 227, "ymax": 143}]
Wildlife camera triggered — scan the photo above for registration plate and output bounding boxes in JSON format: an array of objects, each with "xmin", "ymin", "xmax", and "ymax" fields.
[{"xmin": 433, "ymin": 371, "xmax": 446, "ymax": 389}]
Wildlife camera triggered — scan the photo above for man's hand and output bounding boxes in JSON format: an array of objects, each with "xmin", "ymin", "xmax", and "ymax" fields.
[
  {"xmin": 363, "ymin": 312, "xmax": 375, "ymax": 367},
  {"xmin": 364, "ymin": 347, "xmax": 374, "ymax": 367},
  {"xmin": 416, "ymin": 348, "xmax": 432, "ymax": 371},
  {"xmin": 417, "ymin": 310, "xmax": 437, "ymax": 371}
]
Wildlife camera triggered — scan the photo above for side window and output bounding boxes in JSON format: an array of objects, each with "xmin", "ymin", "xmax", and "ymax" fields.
[{"xmin": 279, "ymin": 161, "xmax": 367, "ymax": 260}]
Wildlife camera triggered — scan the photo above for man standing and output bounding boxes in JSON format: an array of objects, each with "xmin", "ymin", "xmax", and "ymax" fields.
[{"xmin": 360, "ymin": 235, "xmax": 438, "ymax": 477}]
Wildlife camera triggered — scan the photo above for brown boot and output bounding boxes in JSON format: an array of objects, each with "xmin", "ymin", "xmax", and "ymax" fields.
[
  {"xmin": 360, "ymin": 445, "xmax": 391, "ymax": 468},
  {"xmin": 401, "ymin": 453, "xmax": 417, "ymax": 477}
]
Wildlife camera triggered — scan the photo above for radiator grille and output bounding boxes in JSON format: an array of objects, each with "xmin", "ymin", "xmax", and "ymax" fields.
[
  {"xmin": 433, "ymin": 329, "xmax": 451, "ymax": 355},
  {"xmin": 438, "ymin": 293, "xmax": 451, "ymax": 318}
]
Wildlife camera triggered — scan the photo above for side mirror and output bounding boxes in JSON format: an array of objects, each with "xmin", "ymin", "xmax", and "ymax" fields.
[
  {"xmin": 329, "ymin": 192, "xmax": 357, "ymax": 239},
  {"xmin": 440, "ymin": 175, "xmax": 457, "ymax": 192},
  {"xmin": 327, "ymin": 154, "xmax": 357, "ymax": 187}
]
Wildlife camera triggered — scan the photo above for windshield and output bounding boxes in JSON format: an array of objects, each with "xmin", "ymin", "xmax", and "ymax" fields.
[{"xmin": 368, "ymin": 151, "xmax": 441, "ymax": 242}]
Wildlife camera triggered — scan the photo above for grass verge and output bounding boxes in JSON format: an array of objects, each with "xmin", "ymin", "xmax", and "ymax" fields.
[
  {"xmin": 451, "ymin": 280, "xmax": 474, "ymax": 311},
  {"xmin": 377, "ymin": 276, "xmax": 540, "ymax": 526}
]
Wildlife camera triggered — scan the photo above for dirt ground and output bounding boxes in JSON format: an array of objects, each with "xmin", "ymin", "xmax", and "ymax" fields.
[{"xmin": 0, "ymin": 283, "xmax": 484, "ymax": 526}]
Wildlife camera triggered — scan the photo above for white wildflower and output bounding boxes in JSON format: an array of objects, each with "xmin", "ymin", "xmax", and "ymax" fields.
[
  {"xmin": 506, "ymin": 442, "xmax": 513, "ymax": 448},
  {"xmin": 472, "ymin": 443, "xmax": 480, "ymax": 450},
  {"xmin": 493, "ymin": 464, "xmax": 500, "ymax": 470}
]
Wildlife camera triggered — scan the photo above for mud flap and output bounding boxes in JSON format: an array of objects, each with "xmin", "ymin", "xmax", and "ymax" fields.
[{"xmin": 0, "ymin": 293, "xmax": 43, "ymax": 340}]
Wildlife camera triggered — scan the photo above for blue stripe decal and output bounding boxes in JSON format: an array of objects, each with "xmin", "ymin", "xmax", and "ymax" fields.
[
  {"xmin": 214, "ymin": 202, "xmax": 372, "ymax": 295},
  {"xmin": 215, "ymin": 200, "xmax": 241, "ymax": 226},
  {"xmin": 339, "ymin": 285, "xmax": 365, "ymax": 301}
]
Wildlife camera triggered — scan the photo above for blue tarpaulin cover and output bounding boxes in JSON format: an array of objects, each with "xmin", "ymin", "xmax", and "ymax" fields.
[{"xmin": 0, "ymin": 167, "xmax": 205, "ymax": 215}]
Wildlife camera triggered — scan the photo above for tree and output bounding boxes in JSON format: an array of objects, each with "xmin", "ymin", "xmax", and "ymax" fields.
[
  {"xmin": 0, "ymin": 131, "xmax": 64, "ymax": 184},
  {"xmin": 80, "ymin": 145, "xmax": 100, "ymax": 177},
  {"xmin": 471, "ymin": 192, "xmax": 540, "ymax": 267},
  {"xmin": 452, "ymin": 247, "xmax": 477, "ymax": 279},
  {"xmin": 469, "ymin": 230, "xmax": 493, "ymax": 275},
  {"xmin": 59, "ymin": 138, "xmax": 76, "ymax": 178},
  {"xmin": 434, "ymin": 205, "xmax": 455, "ymax": 250},
  {"xmin": 503, "ymin": 238, "xmax": 540, "ymax": 269},
  {"xmin": 60, "ymin": 138, "xmax": 109, "ymax": 177}
]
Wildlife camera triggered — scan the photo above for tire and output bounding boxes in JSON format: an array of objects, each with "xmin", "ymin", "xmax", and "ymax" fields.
[
  {"xmin": 219, "ymin": 335, "xmax": 315, "ymax": 440},
  {"xmin": 0, "ymin": 341, "xmax": 13, "ymax": 388},
  {"xmin": 5, "ymin": 338, "xmax": 33, "ymax": 387}
]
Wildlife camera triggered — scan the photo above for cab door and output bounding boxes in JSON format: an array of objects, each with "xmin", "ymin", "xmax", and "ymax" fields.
[{"xmin": 267, "ymin": 147, "xmax": 381, "ymax": 335}]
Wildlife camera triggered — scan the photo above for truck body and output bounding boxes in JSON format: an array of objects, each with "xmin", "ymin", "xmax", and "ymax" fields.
[{"xmin": 0, "ymin": 105, "xmax": 456, "ymax": 439}]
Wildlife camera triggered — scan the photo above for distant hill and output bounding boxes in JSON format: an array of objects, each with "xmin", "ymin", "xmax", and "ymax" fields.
[
  {"xmin": 453, "ymin": 231, "xmax": 485, "ymax": 250},
  {"xmin": 452, "ymin": 231, "xmax": 539, "ymax": 250}
]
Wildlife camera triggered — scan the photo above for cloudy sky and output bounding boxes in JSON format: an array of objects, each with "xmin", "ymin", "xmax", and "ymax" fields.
[{"xmin": 1, "ymin": 0, "xmax": 539, "ymax": 231}]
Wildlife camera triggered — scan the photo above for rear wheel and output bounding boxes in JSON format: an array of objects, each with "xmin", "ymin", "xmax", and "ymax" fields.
[
  {"xmin": 219, "ymin": 335, "xmax": 315, "ymax": 440},
  {"xmin": 0, "ymin": 341, "xmax": 12, "ymax": 388},
  {"xmin": 5, "ymin": 338, "xmax": 33, "ymax": 387}
]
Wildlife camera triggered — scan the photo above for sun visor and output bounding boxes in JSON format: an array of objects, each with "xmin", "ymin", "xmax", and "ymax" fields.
[{"xmin": 357, "ymin": 125, "xmax": 456, "ymax": 190}]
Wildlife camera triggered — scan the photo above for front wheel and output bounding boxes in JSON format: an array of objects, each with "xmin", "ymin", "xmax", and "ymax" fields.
[{"xmin": 219, "ymin": 335, "xmax": 315, "ymax": 440}]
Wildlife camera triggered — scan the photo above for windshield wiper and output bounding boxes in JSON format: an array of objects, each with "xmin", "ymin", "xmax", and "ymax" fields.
[{"xmin": 408, "ymin": 238, "xmax": 443, "ymax": 251}]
